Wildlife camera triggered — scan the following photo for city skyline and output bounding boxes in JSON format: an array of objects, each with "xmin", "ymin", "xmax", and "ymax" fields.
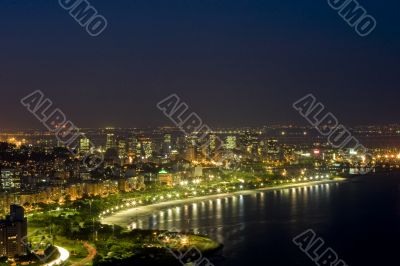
[{"xmin": 0, "ymin": 1, "xmax": 399, "ymax": 265}]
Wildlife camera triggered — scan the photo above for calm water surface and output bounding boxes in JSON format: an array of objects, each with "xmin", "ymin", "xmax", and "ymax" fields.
[{"xmin": 130, "ymin": 175, "xmax": 400, "ymax": 265}]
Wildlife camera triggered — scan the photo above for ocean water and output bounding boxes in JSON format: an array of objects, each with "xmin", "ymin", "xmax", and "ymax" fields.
[{"xmin": 130, "ymin": 174, "xmax": 400, "ymax": 265}]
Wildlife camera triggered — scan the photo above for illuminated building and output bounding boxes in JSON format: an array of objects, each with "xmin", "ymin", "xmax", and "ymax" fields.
[
  {"xmin": 79, "ymin": 137, "xmax": 90, "ymax": 153},
  {"xmin": 127, "ymin": 136, "xmax": 138, "ymax": 157},
  {"xmin": 195, "ymin": 145, "xmax": 208, "ymax": 161},
  {"xmin": 209, "ymin": 134, "xmax": 217, "ymax": 151},
  {"xmin": 135, "ymin": 142, "xmax": 142, "ymax": 157},
  {"xmin": 225, "ymin": 136, "xmax": 237, "ymax": 150},
  {"xmin": 163, "ymin": 133, "xmax": 172, "ymax": 155},
  {"xmin": 130, "ymin": 176, "xmax": 145, "ymax": 190},
  {"xmin": 184, "ymin": 145, "xmax": 195, "ymax": 162},
  {"xmin": 0, "ymin": 169, "xmax": 21, "ymax": 191},
  {"xmin": 79, "ymin": 171, "xmax": 91, "ymax": 181},
  {"xmin": 118, "ymin": 140, "xmax": 127, "ymax": 159},
  {"xmin": 164, "ymin": 133, "xmax": 172, "ymax": 144},
  {"xmin": 141, "ymin": 139, "xmax": 153, "ymax": 159},
  {"xmin": 158, "ymin": 169, "xmax": 174, "ymax": 186},
  {"xmin": 193, "ymin": 166, "xmax": 203, "ymax": 177},
  {"xmin": 118, "ymin": 179, "xmax": 128, "ymax": 192},
  {"xmin": 57, "ymin": 139, "xmax": 65, "ymax": 148},
  {"xmin": 105, "ymin": 133, "xmax": 116, "ymax": 150},
  {"xmin": 242, "ymin": 131, "xmax": 259, "ymax": 154},
  {"xmin": 0, "ymin": 205, "xmax": 28, "ymax": 258},
  {"xmin": 267, "ymin": 139, "xmax": 279, "ymax": 153}
]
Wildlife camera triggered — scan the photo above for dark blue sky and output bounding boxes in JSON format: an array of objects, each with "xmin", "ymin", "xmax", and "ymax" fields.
[{"xmin": 1, "ymin": 0, "xmax": 399, "ymax": 129}]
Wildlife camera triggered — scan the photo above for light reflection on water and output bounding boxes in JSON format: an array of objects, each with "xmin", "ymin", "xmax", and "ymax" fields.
[
  {"xmin": 128, "ymin": 183, "xmax": 330, "ymax": 237},
  {"xmin": 123, "ymin": 178, "xmax": 400, "ymax": 266}
]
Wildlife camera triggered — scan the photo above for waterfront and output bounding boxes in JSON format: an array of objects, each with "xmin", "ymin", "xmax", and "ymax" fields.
[
  {"xmin": 101, "ymin": 179, "xmax": 344, "ymax": 227},
  {"xmin": 105, "ymin": 174, "xmax": 400, "ymax": 266}
]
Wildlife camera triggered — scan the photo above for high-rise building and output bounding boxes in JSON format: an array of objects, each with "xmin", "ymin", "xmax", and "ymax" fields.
[
  {"xmin": 141, "ymin": 139, "xmax": 153, "ymax": 159},
  {"xmin": 267, "ymin": 139, "xmax": 279, "ymax": 153},
  {"xmin": 105, "ymin": 133, "xmax": 116, "ymax": 150},
  {"xmin": 242, "ymin": 131, "xmax": 259, "ymax": 155},
  {"xmin": 208, "ymin": 134, "xmax": 222, "ymax": 152},
  {"xmin": 164, "ymin": 134, "xmax": 172, "ymax": 144},
  {"xmin": 184, "ymin": 145, "xmax": 195, "ymax": 162},
  {"xmin": 118, "ymin": 140, "xmax": 127, "ymax": 159},
  {"xmin": 79, "ymin": 137, "xmax": 90, "ymax": 153},
  {"xmin": 136, "ymin": 142, "xmax": 142, "ymax": 158},
  {"xmin": 0, "ymin": 169, "xmax": 21, "ymax": 191},
  {"xmin": 225, "ymin": 136, "xmax": 237, "ymax": 150},
  {"xmin": 209, "ymin": 134, "xmax": 216, "ymax": 151},
  {"xmin": 162, "ymin": 134, "xmax": 172, "ymax": 155},
  {"xmin": 0, "ymin": 205, "xmax": 28, "ymax": 258},
  {"xmin": 127, "ymin": 135, "xmax": 138, "ymax": 157}
]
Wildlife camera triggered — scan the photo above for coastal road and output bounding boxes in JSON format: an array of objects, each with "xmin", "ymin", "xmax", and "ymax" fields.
[
  {"xmin": 72, "ymin": 242, "xmax": 97, "ymax": 266},
  {"xmin": 44, "ymin": 246, "xmax": 70, "ymax": 266},
  {"xmin": 102, "ymin": 179, "xmax": 344, "ymax": 227}
]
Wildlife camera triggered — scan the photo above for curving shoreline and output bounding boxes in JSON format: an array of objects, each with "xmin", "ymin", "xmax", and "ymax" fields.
[{"xmin": 102, "ymin": 178, "xmax": 346, "ymax": 227}]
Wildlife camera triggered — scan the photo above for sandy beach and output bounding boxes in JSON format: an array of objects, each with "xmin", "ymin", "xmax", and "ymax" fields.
[{"xmin": 101, "ymin": 178, "xmax": 346, "ymax": 227}]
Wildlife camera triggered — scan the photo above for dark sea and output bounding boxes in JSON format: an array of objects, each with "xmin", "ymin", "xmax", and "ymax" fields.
[{"xmin": 136, "ymin": 174, "xmax": 400, "ymax": 265}]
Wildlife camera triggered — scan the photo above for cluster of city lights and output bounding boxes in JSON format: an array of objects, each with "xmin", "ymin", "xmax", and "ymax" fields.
[
  {"xmin": 376, "ymin": 154, "xmax": 400, "ymax": 159},
  {"xmin": 3, "ymin": 137, "xmax": 27, "ymax": 147}
]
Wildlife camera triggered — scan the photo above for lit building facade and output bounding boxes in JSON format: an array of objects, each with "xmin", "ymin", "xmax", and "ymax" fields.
[
  {"xmin": 0, "ymin": 205, "xmax": 28, "ymax": 258},
  {"xmin": 79, "ymin": 137, "xmax": 90, "ymax": 153},
  {"xmin": 225, "ymin": 136, "xmax": 237, "ymax": 150},
  {"xmin": 0, "ymin": 169, "xmax": 21, "ymax": 191},
  {"xmin": 106, "ymin": 133, "xmax": 116, "ymax": 150}
]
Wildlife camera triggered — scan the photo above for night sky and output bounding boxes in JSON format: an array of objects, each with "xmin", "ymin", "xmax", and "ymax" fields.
[{"xmin": 1, "ymin": 0, "xmax": 399, "ymax": 129}]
